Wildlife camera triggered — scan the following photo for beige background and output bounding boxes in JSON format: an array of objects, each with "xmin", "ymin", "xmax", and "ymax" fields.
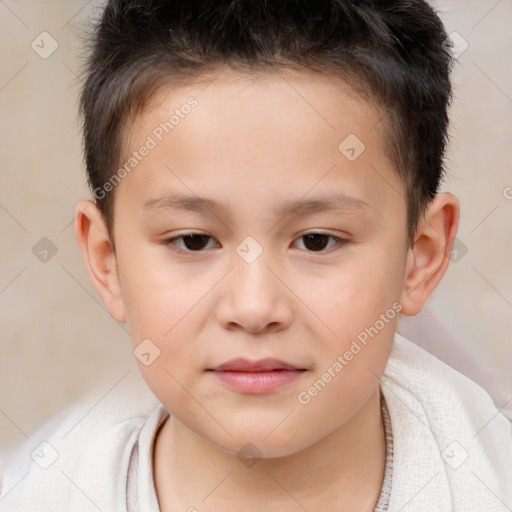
[{"xmin": 1, "ymin": 0, "xmax": 511, "ymax": 451}]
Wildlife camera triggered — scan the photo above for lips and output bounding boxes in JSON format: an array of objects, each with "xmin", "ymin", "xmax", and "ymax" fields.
[
  {"xmin": 208, "ymin": 358, "xmax": 304, "ymax": 372},
  {"xmin": 207, "ymin": 358, "xmax": 307, "ymax": 393}
]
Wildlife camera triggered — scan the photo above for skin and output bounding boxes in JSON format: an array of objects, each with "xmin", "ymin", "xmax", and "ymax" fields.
[{"xmin": 75, "ymin": 67, "xmax": 459, "ymax": 511}]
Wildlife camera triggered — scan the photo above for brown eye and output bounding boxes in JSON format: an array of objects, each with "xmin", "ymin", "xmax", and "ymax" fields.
[
  {"xmin": 181, "ymin": 234, "xmax": 211, "ymax": 251},
  {"xmin": 164, "ymin": 233, "xmax": 218, "ymax": 252},
  {"xmin": 294, "ymin": 232, "xmax": 345, "ymax": 252},
  {"xmin": 303, "ymin": 234, "xmax": 330, "ymax": 251}
]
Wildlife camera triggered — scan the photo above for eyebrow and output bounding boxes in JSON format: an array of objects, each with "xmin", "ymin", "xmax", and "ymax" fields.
[{"xmin": 143, "ymin": 191, "xmax": 374, "ymax": 217}]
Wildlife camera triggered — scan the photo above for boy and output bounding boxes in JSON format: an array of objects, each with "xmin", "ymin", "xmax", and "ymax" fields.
[{"xmin": 1, "ymin": 0, "xmax": 511, "ymax": 510}]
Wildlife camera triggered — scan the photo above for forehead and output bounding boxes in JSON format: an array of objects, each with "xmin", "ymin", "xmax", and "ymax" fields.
[{"xmin": 117, "ymin": 67, "xmax": 403, "ymax": 221}]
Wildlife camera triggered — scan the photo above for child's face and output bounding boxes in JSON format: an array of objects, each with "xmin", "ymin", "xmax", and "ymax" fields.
[{"xmin": 111, "ymin": 68, "xmax": 410, "ymax": 456}]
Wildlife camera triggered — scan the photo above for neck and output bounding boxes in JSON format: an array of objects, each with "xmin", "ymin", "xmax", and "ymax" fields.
[{"xmin": 154, "ymin": 388, "xmax": 386, "ymax": 512}]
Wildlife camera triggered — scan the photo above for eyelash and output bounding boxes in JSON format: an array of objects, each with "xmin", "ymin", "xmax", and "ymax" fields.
[{"xmin": 162, "ymin": 232, "xmax": 348, "ymax": 254}]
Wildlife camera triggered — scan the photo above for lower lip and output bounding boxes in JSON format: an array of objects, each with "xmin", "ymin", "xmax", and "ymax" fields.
[{"xmin": 208, "ymin": 370, "xmax": 306, "ymax": 393}]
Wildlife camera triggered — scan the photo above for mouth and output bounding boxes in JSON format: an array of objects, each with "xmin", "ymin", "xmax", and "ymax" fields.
[{"xmin": 206, "ymin": 358, "xmax": 307, "ymax": 394}]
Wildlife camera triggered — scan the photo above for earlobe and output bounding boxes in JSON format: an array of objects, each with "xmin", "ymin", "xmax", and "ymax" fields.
[
  {"xmin": 399, "ymin": 193, "xmax": 460, "ymax": 316},
  {"xmin": 74, "ymin": 200, "xmax": 127, "ymax": 323}
]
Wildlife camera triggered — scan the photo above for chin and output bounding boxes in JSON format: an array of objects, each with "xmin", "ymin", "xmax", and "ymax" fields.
[
  {"xmin": 206, "ymin": 425, "xmax": 311, "ymax": 461},
  {"xmin": 220, "ymin": 440, "xmax": 302, "ymax": 462}
]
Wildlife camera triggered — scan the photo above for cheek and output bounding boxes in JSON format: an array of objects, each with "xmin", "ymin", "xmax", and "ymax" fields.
[
  {"xmin": 301, "ymin": 243, "xmax": 404, "ymax": 388},
  {"xmin": 318, "ymin": 247, "xmax": 404, "ymax": 332},
  {"xmin": 121, "ymin": 261, "xmax": 207, "ymax": 411},
  {"xmin": 116, "ymin": 240, "xmax": 194, "ymax": 338},
  {"xmin": 116, "ymin": 247, "xmax": 214, "ymax": 387}
]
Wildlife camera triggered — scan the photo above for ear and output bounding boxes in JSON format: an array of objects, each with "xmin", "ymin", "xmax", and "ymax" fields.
[
  {"xmin": 400, "ymin": 193, "xmax": 460, "ymax": 316},
  {"xmin": 74, "ymin": 200, "xmax": 127, "ymax": 323}
]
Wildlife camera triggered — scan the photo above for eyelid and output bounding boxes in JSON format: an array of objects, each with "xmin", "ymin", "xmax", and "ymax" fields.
[
  {"xmin": 292, "ymin": 231, "xmax": 347, "ymax": 252},
  {"xmin": 163, "ymin": 231, "xmax": 219, "ymax": 253}
]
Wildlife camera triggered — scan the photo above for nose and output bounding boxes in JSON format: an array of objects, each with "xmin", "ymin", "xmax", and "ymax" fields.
[{"xmin": 215, "ymin": 248, "xmax": 293, "ymax": 334}]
